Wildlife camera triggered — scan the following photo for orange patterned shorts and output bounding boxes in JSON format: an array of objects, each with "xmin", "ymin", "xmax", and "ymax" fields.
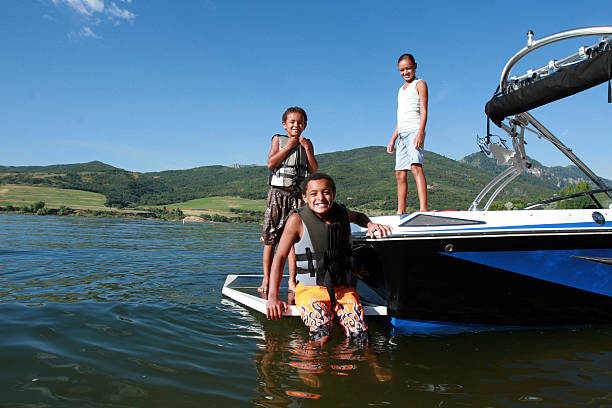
[{"xmin": 295, "ymin": 283, "xmax": 368, "ymax": 340}]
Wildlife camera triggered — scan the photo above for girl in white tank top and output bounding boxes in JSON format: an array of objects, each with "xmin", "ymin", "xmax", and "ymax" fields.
[
  {"xmin": 397, "ymin": 78, "xmax": 423, "ymax": 133},
  {"xmin": 386, "ymin": 53, "xmax": 429, "ymax": 214}
]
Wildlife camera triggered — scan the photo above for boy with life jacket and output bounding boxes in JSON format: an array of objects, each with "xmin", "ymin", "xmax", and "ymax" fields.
[
  {"xmin": 259, "ymin": 107, "xmax": 318, "ymax": 293},
  {"xmin": 266, "ymin": 173, "xmax": 392, "ymax": 344}
]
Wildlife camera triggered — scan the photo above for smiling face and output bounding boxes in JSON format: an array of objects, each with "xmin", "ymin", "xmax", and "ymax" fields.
[
  {"xmin": 282, "ymin": 112, "xmax": 306, "ymax": 138},
  {"xmin": 398, "ymin": 58, "xmax": 417, "ymax": 83},
  {"xmin": 302, "ymin": 178, "xmax": 335, "ymax": 218}
]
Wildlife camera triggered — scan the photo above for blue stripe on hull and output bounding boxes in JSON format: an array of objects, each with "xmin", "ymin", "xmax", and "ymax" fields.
[
  {"xmin": 446, "ymin": 249, "xmax": 612, "ymax": 297},
  {"xmin": 389, "ymin": 317, "xmax": 522, "ymax": 335},
  {"xmin": 421, "ymin": 221, "xmax": 610, "ymax": 234}
]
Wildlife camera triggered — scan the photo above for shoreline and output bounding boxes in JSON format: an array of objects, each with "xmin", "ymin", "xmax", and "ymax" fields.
[{"xmin": 0, "ymin": 206, "xmax": 263, "ymax": 224}]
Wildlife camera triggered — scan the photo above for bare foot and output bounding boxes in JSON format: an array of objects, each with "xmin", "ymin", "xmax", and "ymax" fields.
[
  {"xmin": 373, "ymin": 364, "xmax": 392, "ymax": 382},
  {"xmin": 257, "ymin": 279, "xmax": 269, "ymax": 293}
]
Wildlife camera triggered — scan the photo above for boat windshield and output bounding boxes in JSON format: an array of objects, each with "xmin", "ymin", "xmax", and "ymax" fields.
[{"xmin": 522, "ymin": 188, "xmax": 612, "ymax": 210}]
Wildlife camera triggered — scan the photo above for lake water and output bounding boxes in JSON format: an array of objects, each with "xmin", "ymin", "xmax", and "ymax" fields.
[{"xmin": 2, "ymin": 213, "xmax": 612, "ymax": 407}]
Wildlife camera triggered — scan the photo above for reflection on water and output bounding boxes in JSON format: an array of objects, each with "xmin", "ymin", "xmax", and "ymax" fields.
[
  {"xmin": 252, "ymin": 325, "xmax": 392, "ymax": 406},
  {"xmin": 1, "ymin": 214, "xmax": 612, "ymax": 407}
]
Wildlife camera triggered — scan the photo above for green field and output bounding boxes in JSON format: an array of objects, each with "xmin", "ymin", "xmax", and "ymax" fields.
[
  {"xmin": 159, "ymin": 196, "xmax": 265, "ymax": 216},
  {"xmin": 0, "ymin": 185, "xmax": 108, "ymax": 209},
  {"xmin": 0, "ymin": 185, "xmax": 266, "ymax": 220}
]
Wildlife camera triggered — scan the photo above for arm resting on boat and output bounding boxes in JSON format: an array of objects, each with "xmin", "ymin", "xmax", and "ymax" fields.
[{"xmin": 348, "ymin": 210, "xmax": 392, "ymax": 238}]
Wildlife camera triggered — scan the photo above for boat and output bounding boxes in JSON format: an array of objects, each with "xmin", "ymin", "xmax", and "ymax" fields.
[
  {"xmin": 222, "ymin": 274, "xmax": 388, "ymax": 317},
  {"xmin": 353, "ymin": 26, "xmax": 612, "ymax": 326}
]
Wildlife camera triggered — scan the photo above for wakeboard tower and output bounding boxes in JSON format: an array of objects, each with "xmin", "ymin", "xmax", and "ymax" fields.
[{"xmin": 477, "ymin": 26, "xmax": 612, "ymax": 210}]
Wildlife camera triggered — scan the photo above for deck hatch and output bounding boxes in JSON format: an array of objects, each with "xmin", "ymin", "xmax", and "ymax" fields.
[{"xmin": 399, "ymin": 214, "xmax": 486, "ymax": 227}]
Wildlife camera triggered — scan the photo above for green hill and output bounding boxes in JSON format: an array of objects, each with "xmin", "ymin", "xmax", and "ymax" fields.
[
  {"xmin": 1, "ymin": 146, "xmax": 601, "ymax": 213},
  {"xmin": 0, "ymin": 160, "xmax": 118, "ymax": 174}
]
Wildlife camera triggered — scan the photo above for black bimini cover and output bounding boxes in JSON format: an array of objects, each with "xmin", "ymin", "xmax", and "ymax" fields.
[{"xmin": 485, "ymin": 49, "xmax": 612, "ymax": 127}]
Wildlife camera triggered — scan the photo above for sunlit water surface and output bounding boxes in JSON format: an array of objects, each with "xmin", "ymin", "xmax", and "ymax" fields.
[{"xmin": 1, "ymin": 213, "xmax": 612, "ymax": 407}]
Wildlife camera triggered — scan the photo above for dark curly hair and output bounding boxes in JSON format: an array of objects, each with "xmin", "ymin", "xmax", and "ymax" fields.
[
  {"xmin": 282, "ymin": 106, "xmax": 308, "ymax": 124},
  {"xmin": 300, "ymin": 173, "xmax": 336, "ymax": 194}
]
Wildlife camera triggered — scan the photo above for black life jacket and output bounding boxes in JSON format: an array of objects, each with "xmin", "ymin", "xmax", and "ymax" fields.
[{"xmin": 294, "ymin": 202, "xmax": 353, "ymax": 305}]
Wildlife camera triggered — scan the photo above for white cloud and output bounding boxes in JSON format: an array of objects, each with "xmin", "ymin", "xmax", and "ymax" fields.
[
  {"xmin": 106, "ymin": 2, "xmax": 136, "ymax": 21},
  {"xmin": 53, "ymin": 0, "xmax": 105, "ymax": 16},
  {"xmin": 52, "ymin": 0, "xmax": 135, "ymax": 20},
  {"xmin": 49, "ymin": 0, "xmax": 136, "ymax": 40},
  {"xmin": 67, "ymin": 26, "xmax": 103, "ymax": 40},
  {"xmin": 80, "ymin": 26, "xmax": 103, "ymax": 39}
]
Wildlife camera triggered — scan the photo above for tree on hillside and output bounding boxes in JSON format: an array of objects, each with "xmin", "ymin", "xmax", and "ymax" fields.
[
  {"xmin": 556, "ymin": 181, "xmax": 594, "ymax": 209},
  {"xmin": 32, "ymin": 201, "xmax": 45, "ymax": 212}
]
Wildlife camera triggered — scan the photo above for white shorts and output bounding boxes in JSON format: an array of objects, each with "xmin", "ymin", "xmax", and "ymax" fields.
[{"xmin": 395, "ymin": 130, "xmax": 424, "ymax": 171}]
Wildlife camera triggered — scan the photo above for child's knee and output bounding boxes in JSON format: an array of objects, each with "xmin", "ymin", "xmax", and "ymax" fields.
[
  {"xmin": 309, "ymin": 323, "xmax": 332, "ymax": 341},
  {"xmin": 411, "ymin": 164, "xmax": 425, "ymax": 177},
  {"xmin": 348, "ymin": 328, "xmax": 370, "ymax": 343}
]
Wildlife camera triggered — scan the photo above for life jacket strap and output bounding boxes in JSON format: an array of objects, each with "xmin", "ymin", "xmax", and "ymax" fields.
[
  {"xmin": 295, "ymin": 251, "xmax": 324, "ymax": 262},
  {"xmin": 306, "ymin": 248, "xmax": 315, "ymax": 277},
  {"xmin": 296, "ymin": 249, "xmax": 323, "ymax": 278},
  {"xmin": 323, "ymin": 267, "xmax": 337, "ymax": 307}
]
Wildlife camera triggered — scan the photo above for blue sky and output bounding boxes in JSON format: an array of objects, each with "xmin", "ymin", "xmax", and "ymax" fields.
[{"xmin": 2, "ymin": 1, "xmax": 611, "ymax": 179}]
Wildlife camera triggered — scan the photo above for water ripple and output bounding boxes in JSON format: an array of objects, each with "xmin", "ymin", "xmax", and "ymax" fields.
[{"xmin": 3, "ymin": 214, "xmax": 612, "ymax": 407}]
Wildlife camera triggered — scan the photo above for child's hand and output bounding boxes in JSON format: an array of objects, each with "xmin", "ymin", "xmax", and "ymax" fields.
[
  {"xmin": 266, "ymin": 298, "xmax": 287, "ymax": 320},
  {"xmin": 285, "ymin": 136, "xmax": 300, "ymax": 150},
  {"xmin": 366, "ymin": 222, "xmax": 392, "ymax": 238},
  {"xmin": 387, "ymin": 140, "xmax": 395, "ymax": 154},
  {"xmin": 299, "ymin": 137, "xmax": 312, "ymax": 153},
  {"xmin": 413, "ymin": 133, "xmax": 424, "ymax": 149}
]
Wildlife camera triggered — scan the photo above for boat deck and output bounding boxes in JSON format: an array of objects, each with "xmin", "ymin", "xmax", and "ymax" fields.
[{"xmin": 222, "ymin": 274, "xmax": 387, "ymax": 317}]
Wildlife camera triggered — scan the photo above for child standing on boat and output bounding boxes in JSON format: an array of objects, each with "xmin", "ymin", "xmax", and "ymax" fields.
[
  {"xmin": 260, "ymin": 107, "xmax": 318, "ymax": 293},
  {"xmin": 266, "ymin": 173, "xmax": 391, "ymax": 344},
  {"xmin": 387, "ymin": 53, "xmax": 429, "ymax": 214}
]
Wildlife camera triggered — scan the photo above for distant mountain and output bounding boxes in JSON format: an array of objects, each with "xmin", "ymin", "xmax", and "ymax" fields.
[
  {"xmin": 228, "ymin": 163, "xmax": 257, "ymax": 168},
  {"xmin": 2, "ymin": 147, "xmax": 601, "ymax": 212},
  {"xmin": 0, "ymin": 160, "xmax": 119, "ymax": 174},
  {"xmin": 460, "ymin": 152, "xmax": 612, "ymax": 188}
]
